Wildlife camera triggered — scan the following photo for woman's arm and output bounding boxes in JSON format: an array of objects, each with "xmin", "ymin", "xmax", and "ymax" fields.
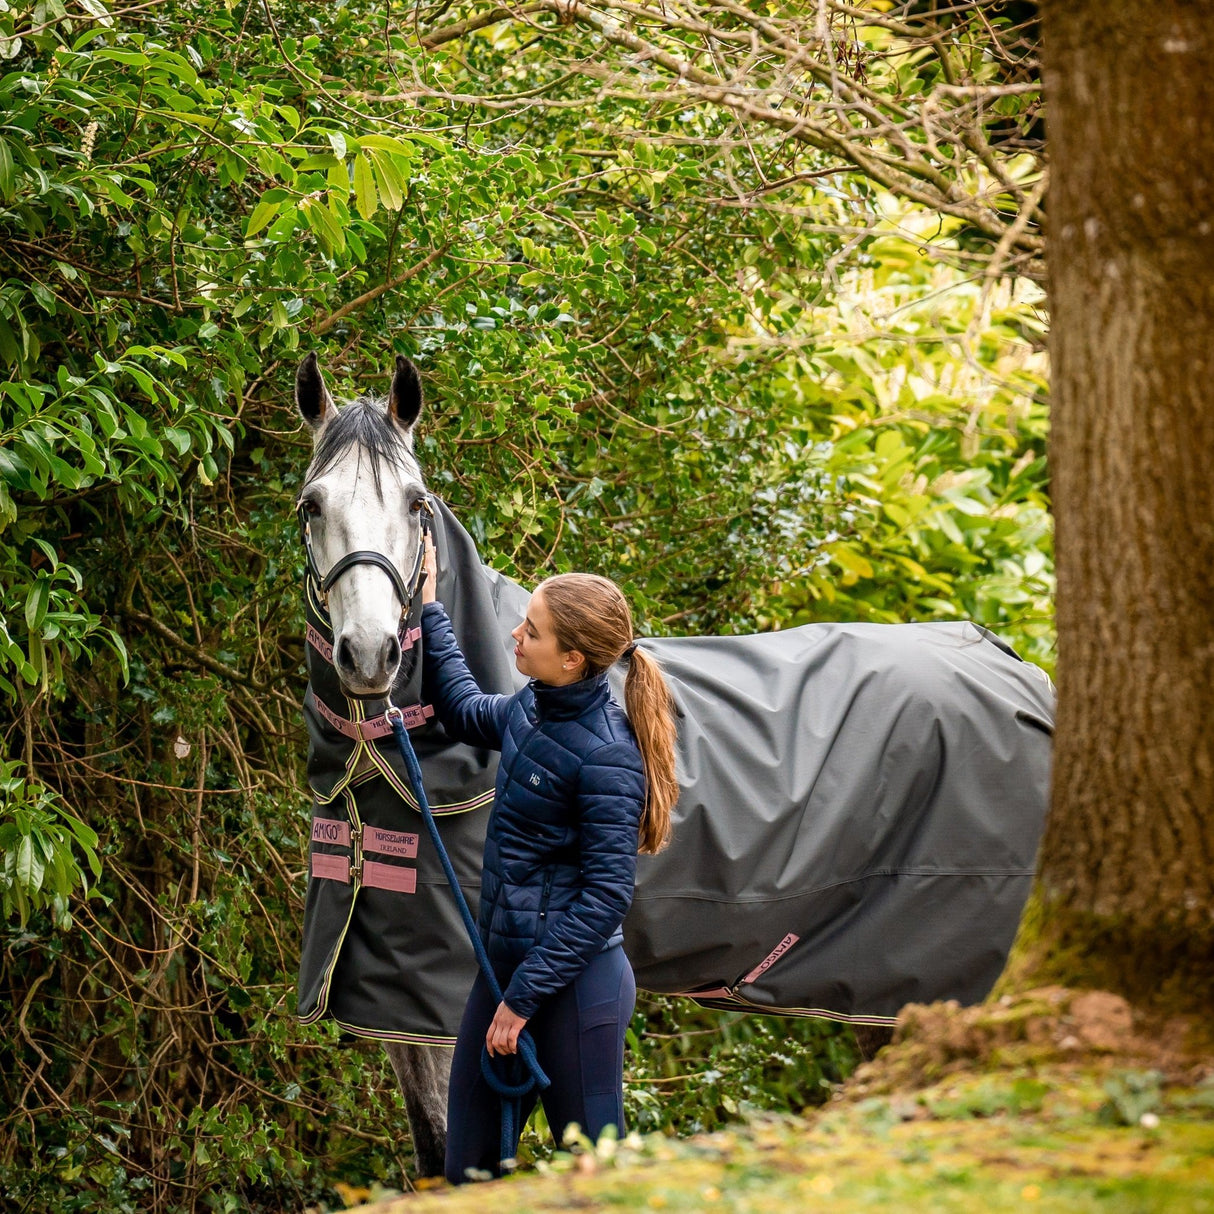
[
  {"xmin": 420, "ymin": 535, "xmax": 510, "ymax": 750},
  {"xmin": 500, "ymin": 741, "xmax": 645, "ymax": 1020}
]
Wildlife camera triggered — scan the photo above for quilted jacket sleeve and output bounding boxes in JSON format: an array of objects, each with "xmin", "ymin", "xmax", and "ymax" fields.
[
  {"xmin": 421, "ymin": 602, "xmax": 510, "ymax": 751},
  {"xmin": 501, "ymin": 740, "xmax": 645, "ymax": 1019}
]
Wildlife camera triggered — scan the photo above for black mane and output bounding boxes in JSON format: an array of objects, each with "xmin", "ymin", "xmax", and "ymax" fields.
[{"xmin": 305, "ymin": 398, "xmax": 418, "ymax": 497}]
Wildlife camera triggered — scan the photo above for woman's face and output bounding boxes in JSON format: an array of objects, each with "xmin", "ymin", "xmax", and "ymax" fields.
[{"xmin": 511, "ymin": 587, "xmax": 585, "ymax": 685}]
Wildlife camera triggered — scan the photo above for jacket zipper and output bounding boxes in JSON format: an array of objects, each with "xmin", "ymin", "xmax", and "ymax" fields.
[
  {"xmin": 512, "ymin": 713, "xmax": 551, "ymax": 942},
  {"xmin": 516, "ymin": 718, "xmax": 541, "ymax": 760}
]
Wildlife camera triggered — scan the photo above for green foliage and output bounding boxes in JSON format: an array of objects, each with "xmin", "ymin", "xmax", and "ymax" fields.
[
  {"xmin": 411, "ymin": 1, "xmax": 1044, "ymax": 274},
  {"xmin": 0, "ymin": 758, "xmax": 100, "ymax": 926},
  {"xmin": 508, "ymin": 996, "xmax": 859, "ymax": 1170},
  {"xmin": 755, "ymin": 214, "xmax": 1053, "ymax": 670},
  {"xmin": 624, "ymin": 997, "xmax": 859, "ymax": 1134},
  {"xmin": 927, "ymin": 1076, "xmax": 1051, "ymax": 1120},
  {"xmin": 0, "ymin": 0, "xmax": 1053, "ymax": 1208},
  {"xmin": 1098, "ymin": 1071, "xmax": 1164, "ymax": 1128}
]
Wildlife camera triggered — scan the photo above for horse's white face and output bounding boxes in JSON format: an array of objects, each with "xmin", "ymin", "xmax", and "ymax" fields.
[{"xmin": 296, "ymin": 354, "xmax": 428, "ymax": 697}]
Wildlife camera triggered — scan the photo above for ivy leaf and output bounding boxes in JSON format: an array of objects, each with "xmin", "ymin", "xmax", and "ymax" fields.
[
  {"xmin": 831, "ymin": 544, "xmax": 875, "ymax": 580},
  {"xmin": 15, "ymin": 834, "xmax": 46, "ymax": 894},
  {"xmin": 245, "ymin": 190, "xmax": 290, "ymax": 238},
  {"xmin": 25, "ymin": 577, "xmax": 49, "ymax": 631},
  {"xmin": 0, "ymin": 138, "xmax": 14, "ymax": 202},
  {"xmin": 368, "ymin": 149, "xmax": 403, "ymax": 212},
  {"xmin": 352, "ymin": 151, "xmax": 377, "ymax": 221},
  {"xmin": 301, "ymin": 198, "xmax": 345, "ymax": 255}
]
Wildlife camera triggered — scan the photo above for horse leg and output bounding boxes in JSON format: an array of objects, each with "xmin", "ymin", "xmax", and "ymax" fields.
[
  {"xmin": 384, "ymin": 1041, "xmax": 450, "ymax": 1179},
  {"xmin": 851, "ymin": 1023, "xmax": 895, "ymax": 1061}
]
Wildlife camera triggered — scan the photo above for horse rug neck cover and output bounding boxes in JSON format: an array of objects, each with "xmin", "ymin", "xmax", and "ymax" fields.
[
  {"xmin": 297, "ymin": 499, "xmax": 1054, "ymax": 1041},
  {"xmin": 296, "ymin": 501, "xmax": 523, "ymax": 1044}
]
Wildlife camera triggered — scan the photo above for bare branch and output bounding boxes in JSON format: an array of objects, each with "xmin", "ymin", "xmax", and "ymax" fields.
[{"xmin": 409, "ymin": 0, "xmax": 1045, "ymax": 274}]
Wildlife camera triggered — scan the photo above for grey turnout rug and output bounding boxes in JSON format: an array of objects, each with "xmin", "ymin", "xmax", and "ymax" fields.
[{"xmin": 297, "ymin": 498, "xmax": 1053, "ymax": 1039}]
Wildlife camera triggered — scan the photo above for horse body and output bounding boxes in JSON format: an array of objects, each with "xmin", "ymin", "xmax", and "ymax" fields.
[{"xmin": 291, "ymin": 356, "xmax": 1054, "ymax": 1180}]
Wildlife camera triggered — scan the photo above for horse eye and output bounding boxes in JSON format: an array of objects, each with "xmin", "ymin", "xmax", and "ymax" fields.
[
  {"xmin": 302, "ymin": 497, "xmax": 321, "ymax": 516},
  {"xmin": 410, "ymin": 498, "xmax": 424, "ymax": 513}
]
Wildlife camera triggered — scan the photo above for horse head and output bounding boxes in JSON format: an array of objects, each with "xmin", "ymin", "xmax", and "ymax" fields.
[{"xmin": 295, "ymin": 352, "xmax": 429, "ymax": 697}]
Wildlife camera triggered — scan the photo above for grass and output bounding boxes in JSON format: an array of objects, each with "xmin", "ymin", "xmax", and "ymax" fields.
[
  {"xmin": 324, "ymin": 991, "xmax": 1214, "ymax": 1214},
  {"xmin": 323, "ymin": 1069, "xmax": 1214, "ymax": 1213}
]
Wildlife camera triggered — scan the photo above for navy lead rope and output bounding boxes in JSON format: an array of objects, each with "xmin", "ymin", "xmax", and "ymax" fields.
[{"xmin": 385, "ymin": 706, "xmax": 551, "ymax": 1171}]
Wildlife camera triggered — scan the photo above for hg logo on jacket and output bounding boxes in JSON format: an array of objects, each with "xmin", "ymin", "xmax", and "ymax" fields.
[{"xmin": 421, "ymin": 602, "xmax": 646, "ymax": 1021}]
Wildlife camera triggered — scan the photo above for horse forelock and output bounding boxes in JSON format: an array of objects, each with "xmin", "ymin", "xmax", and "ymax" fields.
[{"xmin": 304, "ymin": 398, "xmax": 422, "ymax": 500}]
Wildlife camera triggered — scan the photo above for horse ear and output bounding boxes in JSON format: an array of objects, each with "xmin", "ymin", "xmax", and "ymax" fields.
[
  {"xmin": 296, "ymin": 352, "xmax": 335, "ymax": 431},
  {"xmin": 387, "ymin": 356, "xmax": 423, "ymax": 430}
]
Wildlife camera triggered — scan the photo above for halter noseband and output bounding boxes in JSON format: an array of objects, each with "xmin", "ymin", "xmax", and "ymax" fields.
[{"xmin": 297, "ymin": 495, "xmax": 434, "ymax": 622}]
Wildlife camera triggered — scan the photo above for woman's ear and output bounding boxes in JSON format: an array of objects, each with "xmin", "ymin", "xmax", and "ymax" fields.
[{"xmin": 563, "ymin": 649, "xmax": 587, "ymax": 674}]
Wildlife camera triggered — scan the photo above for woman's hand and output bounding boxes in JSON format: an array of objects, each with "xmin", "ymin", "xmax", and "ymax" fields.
[
  {"xmin": 485, "ymin": 1001, "xmax": 528, "ymax": 1056},
  {"xmin": 421, "ymin": 532, "xmax": 437, "ymax": 605}
]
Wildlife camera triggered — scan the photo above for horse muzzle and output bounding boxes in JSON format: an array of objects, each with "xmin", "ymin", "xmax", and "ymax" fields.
[{"xmin": 333, "ymin": 626, "xmax": 402, "ymax": 697}]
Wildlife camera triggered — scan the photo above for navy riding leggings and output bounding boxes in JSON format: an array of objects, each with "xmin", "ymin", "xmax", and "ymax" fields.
[{"xmin": 444, "ymin": 944, "xmax": 636, "ymax": 1184}]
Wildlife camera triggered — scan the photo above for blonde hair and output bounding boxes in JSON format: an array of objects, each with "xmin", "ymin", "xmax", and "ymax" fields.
[{"xmin": 537, "ymin": 573, "xmax": 678, "ymax": 854}]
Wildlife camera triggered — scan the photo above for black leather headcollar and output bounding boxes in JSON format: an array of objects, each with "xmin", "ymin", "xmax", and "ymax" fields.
[{"xmin": 298, "ymin": 496, "xmax": 433, "ymax": 621}]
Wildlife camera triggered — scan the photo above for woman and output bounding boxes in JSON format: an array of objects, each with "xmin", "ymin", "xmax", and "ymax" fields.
[{"xmin": 419, "ymin": 537, "xmax": 678, "ymax": 1184}]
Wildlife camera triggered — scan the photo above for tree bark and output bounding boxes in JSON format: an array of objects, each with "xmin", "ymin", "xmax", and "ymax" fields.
[{"xmin": 1018, "ymin": 0, "xmax": 1214, "ymax": 1010}]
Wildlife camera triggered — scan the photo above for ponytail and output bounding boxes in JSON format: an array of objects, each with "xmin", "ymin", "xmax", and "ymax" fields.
[{"xmin": 624, "ymin": 646, "xmax": 678, "ymax": 854}]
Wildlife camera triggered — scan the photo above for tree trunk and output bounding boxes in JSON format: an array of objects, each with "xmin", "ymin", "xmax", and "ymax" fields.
[{"xmin": 1015, "ymin": 0, "xmax": 1214, "ymax": 1011}]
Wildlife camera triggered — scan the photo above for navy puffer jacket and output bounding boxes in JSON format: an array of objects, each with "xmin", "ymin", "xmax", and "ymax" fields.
[{"xmin": 421, "ymin": 602, "xmax": 646, "ymax": 1020}]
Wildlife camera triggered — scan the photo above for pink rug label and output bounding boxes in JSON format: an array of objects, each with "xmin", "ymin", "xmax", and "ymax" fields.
[{"xmin": 742, "ymin": 933, "xmax": 800, "ymax": 985}]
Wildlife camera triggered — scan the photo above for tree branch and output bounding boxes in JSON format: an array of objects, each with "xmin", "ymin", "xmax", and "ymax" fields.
[{"xmin": 311, "ymin": 244, "xmax": 451, "ymax": 336}]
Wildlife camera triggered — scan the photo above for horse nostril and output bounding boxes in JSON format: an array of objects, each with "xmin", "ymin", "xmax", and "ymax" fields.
[
  {"xmin": 336, "ymin": 636, "xmax": 355, "ymax": 672},
  {"xmin": 384, "ymin": 635, "xmax": 401, "ymax": 671}
]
